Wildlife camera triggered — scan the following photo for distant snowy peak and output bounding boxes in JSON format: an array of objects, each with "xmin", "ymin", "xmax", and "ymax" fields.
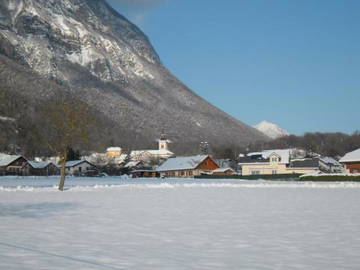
[{"xmin": 253, "ymin": 121, "xmax": 290, "ymax": 139}]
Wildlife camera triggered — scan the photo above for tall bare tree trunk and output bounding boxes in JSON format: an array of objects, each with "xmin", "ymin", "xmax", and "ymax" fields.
[{"xmin": 58, "ymin": 152, "xmax": 67, "ymax": 191}]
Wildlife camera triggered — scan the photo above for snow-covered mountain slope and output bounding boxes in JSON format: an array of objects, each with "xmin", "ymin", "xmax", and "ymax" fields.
[
  {"xmin": 0, "ymin": 0, "xmax": 268, "ymax": 153},
  {"xmin": 254, "ymin": 121, "xmax": 290, "ymax": 139}
]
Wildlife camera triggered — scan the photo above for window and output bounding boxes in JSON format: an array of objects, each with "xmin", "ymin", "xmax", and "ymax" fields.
[
  {"xmin": 79, "ymin": 167, "xmax": 82, "ymax": 172},
  {"xmin": 251, "ymin": 170, "xmax": 260, "ymax": 175},
  {"xmin": 272, "ymin": 170, "xmax": 277, "ymax": 175}
]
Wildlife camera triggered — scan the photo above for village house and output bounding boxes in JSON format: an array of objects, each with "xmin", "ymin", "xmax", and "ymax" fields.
[
  {"xmin": 124, "ymin": 160, "xmax": 148, "ymax": 171},
  {"xmin": 157, "ymin": 155, "xmax": 220, "ymax": 178},
  {"xmin": 211, "ymin": 167, "xmax": 235, "ymax": 176},
  {"xmin": 318, "ymin": 157, "xmax": 344, "ymax": 173},
  {"xmin": 0, "ymin": 154, "xmax": 29, "ymax": 176},
  {"xmin": 64, "ymin": 160, "xmax": 97, "ymax": 176},
  {"xmin": 27, "ymin": 161, "xmax": 60, "ymax": 176},
  {"xmin": 238, "ymin": 150, "xmax": 319, "ymax": 176},
  {"xmin": 340, "ymin": 148, "xmax": 360, "ymax": 174},
  {"xmin": 106, "ymin": 147, "xmax": 123, "ymax": 159}
]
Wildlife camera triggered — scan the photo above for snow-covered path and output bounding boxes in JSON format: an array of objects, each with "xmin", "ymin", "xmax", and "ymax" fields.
[{"xmin": 1, "ymin": 177, "xmax": 360, "ymax": 269}]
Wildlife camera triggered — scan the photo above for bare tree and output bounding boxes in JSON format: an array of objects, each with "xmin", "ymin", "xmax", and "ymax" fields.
[{"xmin": 41, "ymin": 94, "xmax": 95, "ymax": 191}]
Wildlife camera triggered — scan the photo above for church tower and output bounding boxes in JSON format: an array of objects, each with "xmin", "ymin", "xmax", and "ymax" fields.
[{"xmin": 158, "ymin": 133, "xmax": 170, "ymax": 150}]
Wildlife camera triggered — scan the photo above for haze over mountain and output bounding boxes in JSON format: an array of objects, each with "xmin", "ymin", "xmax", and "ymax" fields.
[
  {"xmin": 254, "ymin": 121, "xmax": 290, "ymax": 140},
  {"xmin": 0, "ymin": 0, "xmax": 267, "ymax": 154}
]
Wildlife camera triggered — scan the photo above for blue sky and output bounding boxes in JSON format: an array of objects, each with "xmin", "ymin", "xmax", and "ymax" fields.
[{"xmin": 108, "ymin": 0, "xmax": 360, "ymax": 135}]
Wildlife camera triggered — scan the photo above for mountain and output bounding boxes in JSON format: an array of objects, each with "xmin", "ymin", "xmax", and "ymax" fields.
[
  {"xmin": 254, "ymin": 121, "xmax": 290, "ymax": 139},
  {"xmin": 0, "ymin": 0, "xmax": 267, "ymax": 154}
]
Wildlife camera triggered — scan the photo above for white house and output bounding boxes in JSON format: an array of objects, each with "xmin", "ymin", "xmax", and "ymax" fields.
[
  {"xmin": 64, "ymin": 160, "xmax": 96, "ymax": 175},
  {"xmin": 239, "ymin": 149, "xmax": 319, "ymax": 176}
]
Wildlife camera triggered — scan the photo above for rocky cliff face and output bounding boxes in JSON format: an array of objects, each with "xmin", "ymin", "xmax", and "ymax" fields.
[{"xmin": 0, "ymin": 0, "xmax": 267, "ymax": 153}]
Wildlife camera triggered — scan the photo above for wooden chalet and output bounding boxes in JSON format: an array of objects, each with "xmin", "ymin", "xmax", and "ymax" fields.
[
  {"xmin": 0, "ymin": 155, "xmax": 29, "ymax": 176},
  {"xmin": 340, "ymin": 149, "xmax": 360, "ymax": 174},
  {"xmin": 156, "ymin": 155, "xmax": 220, "ymax": 178},
  {"xmin": 27, "ymin": 161, "xmax": 60, "ymax": 176}
]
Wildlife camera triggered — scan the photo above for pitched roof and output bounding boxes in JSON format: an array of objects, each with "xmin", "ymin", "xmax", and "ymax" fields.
[
  {"xmin": 212, "ymin": 167, "xmax": 234, "ymax": 173},
  {"xmin": 157, "ymin": 155, "xmax": 209, "ymax": 172},
  {"xmin": 28, "ymin": 161, "xmax": 53, "ymax": 169},
  {"xmin": 0, "ymin": 154, "xmax": 24, "ymax": 167},
  {"xmin": 319, "ymin": 157, "xmax": 341, "ymax": 166},
  {"xmin": 262, "ymin": 150, "xmax": 290, "ymax": 164},
  {"xmin": 124, "ymin": 160, "xmax": 143, "ymax": 168},
  {"xmin": 131, "ymin": 149, "xmax": 174, "ymax": 157},
  {"xmin": 107, "ymin": 147, "xmax": 122, "ymax": 151},
  {"xmin": 65, "ymin": 160, "xmax": 92, "ymax": 168},
  {"xmin": 339, "ymin": 148, "xmax": 360, "ymax": 163},
  {"xmin": 247, "ymin": 149, "xmax": 290, "ymax": 164}
]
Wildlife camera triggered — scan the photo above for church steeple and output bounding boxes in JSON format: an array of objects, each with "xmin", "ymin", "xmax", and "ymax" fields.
[
  {"xmin": 158, "ymin": 132, "xmax": 170, "ymax": 150},
  {"xmin": 160, "ymin": 132, "xmax": 167, "ymax": 141}
]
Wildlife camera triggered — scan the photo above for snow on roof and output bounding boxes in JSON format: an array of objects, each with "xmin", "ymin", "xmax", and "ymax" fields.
[
  {"xmin": 212, "ymin": 167, "xmax": 234, "ymax": 173},
  {"xmin": 157, "ymin": 155, "xmax": 209, "ymax": 172},
  {"xmin": 28, "ymin": 161, "xmax": 53, "ymax": 169},
  {"xmin": 319, "ymin": 157, "xmax": 341, "ymax": 166},
  {"xmin": 107, "ymin": 147, "xmax": 122, "ymax": 151},
  {"xmin": 113, "ymin": 154, "xmax": 128, "ymax": 164},
  {"xmin": 247, "ymin": 149, "xmax": 290, "ymax": 164},
  {"xmin": 0, "ymin": 154, "xmax": 23, "ymax": 167},
  {"xmin": 131, "ymin": 149, "xmax": 174, "ymax": 156},
  {"xmin": 124, "ymin": 160, "xmax": 142, "ymax": 168},
  {"xmin": 263, "ymin": 150, "xmax": 290, "ymax": 164},
  {"xmin": 65, "ymin": 160, "xmax": 91, "ymax": 168},
  {"xmin": 340, "ymin": 148, "xmax": 360, "ymax": 163},
  {"xmin": 247, "ymin": 152, "xmax": 263, "ymax": 157}
]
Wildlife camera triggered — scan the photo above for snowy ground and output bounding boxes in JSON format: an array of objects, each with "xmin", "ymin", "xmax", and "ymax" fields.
[{"xmin": 1, "ymin": 177, "xmax": 360, "ymax": 270}]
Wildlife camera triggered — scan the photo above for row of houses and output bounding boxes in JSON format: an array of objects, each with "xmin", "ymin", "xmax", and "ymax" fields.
[
  {"xmin": 2, "ymin": 147, "xmax": 359, "ymax": 178},
  {"xmin": 237, "ymin": 149, "xmax": 343, "ymax": 176},
  {"xmin": 141, "ymin": 148, "xmax": 360, "ymax": 178},
  {"xmin": 0, "ymin": 154, "xmax": 97, "ymax": 176}
]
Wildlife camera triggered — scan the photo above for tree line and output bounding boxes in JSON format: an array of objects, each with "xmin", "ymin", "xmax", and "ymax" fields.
[{"xmin": 247, "ymin": 132, "xmax": 360, "ymax": 158}]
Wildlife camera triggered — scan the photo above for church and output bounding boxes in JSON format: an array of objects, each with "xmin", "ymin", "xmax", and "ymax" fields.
[{"xmin": 130, "ymin": 134, "xmax": 175, "ymax": 162}]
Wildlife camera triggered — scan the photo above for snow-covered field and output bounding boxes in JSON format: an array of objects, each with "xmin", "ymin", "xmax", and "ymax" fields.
[{"xmin": 1, "ymin": 177, "xmax": 360, "ymax": 270}]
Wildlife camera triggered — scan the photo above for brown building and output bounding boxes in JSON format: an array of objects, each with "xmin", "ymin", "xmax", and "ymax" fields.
[
  {"xmin": 27, "ymin": 161, "xmax": 60, "ymax": 176},
  {"xmin": 157, "ymin": 155, "xmax": 220, "ymax": 178},
  {"xmin": 0, "ymin": 155, "xmax": 29, "ymax": 175},
  {"xmin": 132, "ymin": 170, "xmax": 159, "ymax": 178},
  {"xmin": 340, "ymin": 148, "xmax": 360, "ymax": 174},
  {"xmin": 211, "ymin": 167, "xmax": 235, "ymax": 176}
]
